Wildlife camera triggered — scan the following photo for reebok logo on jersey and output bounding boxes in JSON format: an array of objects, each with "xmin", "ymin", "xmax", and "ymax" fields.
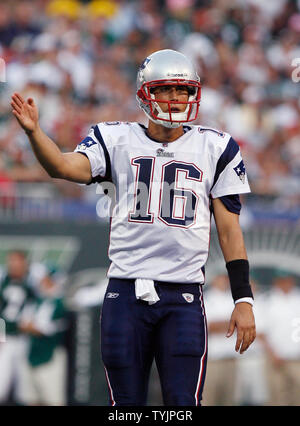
[
  {"xmin": 182, "ymin": 293, "xmax": 194, "ymax": 303},
  {"xmin": 106, "ymin": 292, "xmax": 119, "ymax": 299},
  {"xmin": 156, "ymin": 148, "xmax": 174, "ymax": 158}
]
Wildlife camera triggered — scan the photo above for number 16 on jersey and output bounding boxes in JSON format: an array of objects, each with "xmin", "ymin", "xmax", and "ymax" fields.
[{"xmin": 129, "ymin": 157, "xmax": 203, "ymax": 228}]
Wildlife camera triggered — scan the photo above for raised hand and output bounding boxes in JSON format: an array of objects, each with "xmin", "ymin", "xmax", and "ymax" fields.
[{"xmin": 11, "ymin": 92, "xmax": 39, "ymax": 133}]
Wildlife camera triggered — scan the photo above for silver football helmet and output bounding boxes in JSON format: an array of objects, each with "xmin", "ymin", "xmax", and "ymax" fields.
[{"xmin": 136, "ymin": 49, "xmax": 201, "ymax": 128}]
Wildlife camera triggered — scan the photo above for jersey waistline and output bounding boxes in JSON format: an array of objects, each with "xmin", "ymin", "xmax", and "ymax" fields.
[{"xmin": 108, "ymin": 277, "xmax": 204, "ymax": 291}]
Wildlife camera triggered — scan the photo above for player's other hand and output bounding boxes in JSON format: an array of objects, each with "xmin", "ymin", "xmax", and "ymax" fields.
[
  {"xmin": 11, "ymin": 92, "xmax": 39, "ymax": 133},
  {"xmin": 226, "ymin": 302, "xmax": 256, "ymax": 354}
]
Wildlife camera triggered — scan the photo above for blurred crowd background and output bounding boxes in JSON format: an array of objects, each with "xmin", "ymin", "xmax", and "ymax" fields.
[
  {"xmin": 0, "ymin": 0, "xmax": 300, "ymax": 218},
  {"xmin": 1, "ymin": 0, "xmax": 300, "ymax": 407}
]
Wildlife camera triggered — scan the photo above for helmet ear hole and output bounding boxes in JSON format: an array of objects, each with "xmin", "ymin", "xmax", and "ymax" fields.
[{"xmin": 187, "ymin": 86, "xmax": 196, "ymax": 96}]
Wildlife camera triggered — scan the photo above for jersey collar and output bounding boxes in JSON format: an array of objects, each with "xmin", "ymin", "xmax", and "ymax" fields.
[{"xmin": 138, "ymin": 123, "xmax": 192, "ymax": 144}]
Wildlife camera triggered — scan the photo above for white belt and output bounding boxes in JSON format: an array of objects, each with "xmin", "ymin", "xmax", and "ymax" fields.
[{"xmin": 135, "ymin": 278, "xmax": 160, "ymax": 305}]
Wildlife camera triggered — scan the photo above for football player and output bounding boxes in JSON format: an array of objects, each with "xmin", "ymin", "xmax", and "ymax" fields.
[{"xmin": 11, "ymin": 49, "xmax": 256, "ymax": 406}]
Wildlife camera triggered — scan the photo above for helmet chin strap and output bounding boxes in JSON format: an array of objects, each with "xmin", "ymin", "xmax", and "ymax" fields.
[
  {"xmin": 147, "ymin": 112, "xmax": 183, "ymax": 129},
  {"xmin": 150, "ymin": 100, "xmax": 189, "ymax": 128},
  {"xmin": 156, "ymin": 119, "xmax": 182, "ymax": 129}
]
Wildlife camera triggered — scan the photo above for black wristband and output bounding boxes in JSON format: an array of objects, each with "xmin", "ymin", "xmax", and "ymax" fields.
[{"xmin": 226, "ymin": 259, "xmax": 253, "ymax": 302}]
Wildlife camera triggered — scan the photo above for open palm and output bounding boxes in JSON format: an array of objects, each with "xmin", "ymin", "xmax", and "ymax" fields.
[{"xmin": 11, "ymin": 93, "xmax": 39, "ymax": 132}]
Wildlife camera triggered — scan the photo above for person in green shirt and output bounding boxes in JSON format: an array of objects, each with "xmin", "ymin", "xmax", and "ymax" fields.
[
  {"xmin": 0, "ymin": 250, "xmax": 34, "ymax": 405},
  {"xmin": 19, "ymin": 264, "xmax": 69, "ymax": 406}
]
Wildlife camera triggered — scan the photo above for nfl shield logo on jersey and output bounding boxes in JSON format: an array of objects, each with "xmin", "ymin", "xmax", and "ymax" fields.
[{"xmin": 182, "ymin": 293, "xmax": 194, "ymax": 303}]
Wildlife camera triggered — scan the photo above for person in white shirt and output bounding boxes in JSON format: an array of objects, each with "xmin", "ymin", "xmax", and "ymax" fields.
[
  {"xmin": 261, "ymin": 270, "xmax": 300, "ymax": 406},
  {"xmin": 10, "ymin": 49, "xmax": 255, "ymax": 406},
  {"xmin": 202, "ymin": 274, "xmax": 238, "ymax": 406},
  {"xmin": 234, "ymin": 280, "xmax": 269, "ymax": 406}
]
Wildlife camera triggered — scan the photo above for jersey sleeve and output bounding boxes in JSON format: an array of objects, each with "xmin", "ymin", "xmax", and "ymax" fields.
[
  {"xmin": 219, "ymin": 194, "xmax": 241, "ymax": 215},
  {"xmin": 210, "ymin": 137, "xmax": 251, "ymax": 199},
  {"xmin": 74, "ymin": 124, "xmax": 111, "ymax": 182}
]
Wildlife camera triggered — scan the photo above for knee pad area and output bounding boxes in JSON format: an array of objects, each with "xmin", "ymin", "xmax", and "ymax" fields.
[
  {"xmin": 172, "ymin": 314, "xmax": 205, "ymax": 357},
  {"xmin": 101, "ymin": 324, "xmax": 135, "ymax": 368}
]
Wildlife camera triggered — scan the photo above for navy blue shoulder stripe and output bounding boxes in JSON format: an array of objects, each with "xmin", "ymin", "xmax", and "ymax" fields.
[
  {"xmin": 93, "ymin": 125, "xmax": 112, "ymax": 182},
  {"xmin": 211, "ymin": 137, "xmax": 239, "ymax": 191}
]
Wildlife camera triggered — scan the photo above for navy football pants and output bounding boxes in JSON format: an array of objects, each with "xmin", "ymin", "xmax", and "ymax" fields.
[{"xmin": 100, "ymin": 278, "xmax": 207, "ymax": 406}]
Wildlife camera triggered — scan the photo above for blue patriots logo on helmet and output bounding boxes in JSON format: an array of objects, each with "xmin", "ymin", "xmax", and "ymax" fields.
[{"xmin": 140, "ymin": 57, "xmax": 151, "ymax": 70}]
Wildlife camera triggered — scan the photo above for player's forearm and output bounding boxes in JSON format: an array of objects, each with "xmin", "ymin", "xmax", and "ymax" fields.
[
  {"xmin": 217, "ymin": 224, "xmax": 247, "ymax": 262},
  {"xmin": 219, "ymin": 226, "xmax": 254, "ymax": 303},
  {"xmin": 25, "ymin": 124, "xmax": 66, "ymax": 178}
]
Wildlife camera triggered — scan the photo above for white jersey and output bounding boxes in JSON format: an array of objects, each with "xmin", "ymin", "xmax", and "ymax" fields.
[{"xmin": 74, "ymin": 122, "xmax": 250, "ymax": 283}]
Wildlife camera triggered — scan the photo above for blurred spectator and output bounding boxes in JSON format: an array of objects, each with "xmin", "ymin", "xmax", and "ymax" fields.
[
  {"xmin": 0, "ymin": 250, "xmax": 34, "ymax": 405},
  {"xmin": 261, "ymin": 270, "xmax": 300, "ymax": 406},
  {"xmin": 0, "ymin": 2, "xmax": 41, "ymax": 48},
  {"xmin": 19, "ymin": 263, "xmax": 69, "ymax": 406},
  {"xmin": 46, "ymin": 0, "xmax": 82, "ymax": 21},
  {"xmin": 233, "ymin": 279, "xmax": 269, "ymax": 406},
  {"xmin": 202, "ymin": 274, "xmax": 237, "ymax": 406}
]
